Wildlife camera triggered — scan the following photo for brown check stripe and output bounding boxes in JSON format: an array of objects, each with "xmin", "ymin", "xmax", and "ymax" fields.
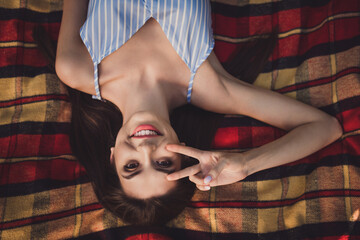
[{"xmin": 0, "ymin": 0, "xmax": 359, "ymax": 239}]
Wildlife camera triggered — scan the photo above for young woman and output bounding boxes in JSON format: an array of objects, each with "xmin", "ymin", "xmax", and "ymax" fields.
[{"xmin": 55, "ymin": 0, "xmax": 343, "ymax": 225}]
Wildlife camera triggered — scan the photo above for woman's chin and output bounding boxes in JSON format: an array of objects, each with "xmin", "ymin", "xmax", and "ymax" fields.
[{"xmin": 120, "ymin": 111, "xmax": 179, "ymax": 143}]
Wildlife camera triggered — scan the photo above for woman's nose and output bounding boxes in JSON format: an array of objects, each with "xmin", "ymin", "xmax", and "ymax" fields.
[{"xmin": 136, "ymin": 141, "xmax": 157, "ymax": 152}]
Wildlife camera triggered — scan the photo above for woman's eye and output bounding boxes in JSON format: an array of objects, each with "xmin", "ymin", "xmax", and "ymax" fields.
[
  {"xmin": 124, "ymin": 162, "xmax": 139, "ymax": 171},
  {"xmin": 156, "ymin": 159, "xmax": 173, "ymax": 168}
]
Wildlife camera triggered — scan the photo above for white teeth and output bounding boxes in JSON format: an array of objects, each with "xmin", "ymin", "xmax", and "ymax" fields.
[{"xmin": 134, "ymin": 130, "xmax": 159, "ymax": 137}]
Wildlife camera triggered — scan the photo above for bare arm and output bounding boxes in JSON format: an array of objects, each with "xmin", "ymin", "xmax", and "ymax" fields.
[
  {"xmin": 194, "ymin": 51, "xmax": 343, "ymax": 131},
  {"xmin": 170, "ymin": 52, "xmax": 343, "ymax": 188},
  {"xmin": 167, "ymin": 116, "xmax": 342, "ymax": 190},
  {"xmin": 56, "ymin": 0, "xmax": 95, "ymax": 94}
]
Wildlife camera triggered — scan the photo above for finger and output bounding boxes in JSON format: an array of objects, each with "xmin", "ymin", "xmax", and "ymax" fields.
[
  {"xmin": 166, "ymin": 144, "xmax": 203, "ymax": 159},
  {"xmin": 166, "ymin": 164, "xmax": 201, "ymax": 181},
  {"xmin": 196, "ymin": 184, "xmax": 211, "ymax": 191},
  {"xmin": 204, "ymin": 160, "xmax": 228, "ymax": 185},
  {"xmin": 189, "ymin": 174, "xmax": 205, "ymax": 185}
]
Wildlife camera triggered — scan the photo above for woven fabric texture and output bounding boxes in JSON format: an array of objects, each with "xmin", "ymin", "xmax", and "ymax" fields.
[{"xmin": 0, "ymin": 0, "xmax": 359, "ymax": 239}]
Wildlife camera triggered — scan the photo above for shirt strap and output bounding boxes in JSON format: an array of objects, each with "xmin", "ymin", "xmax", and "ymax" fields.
[
  {"xmin": 186, "ymin": 72, "xmax": 196, "ymax": 103},
  {"xmin": 92, "ymin": 63, "xmax": 103, "ymax": 101}
]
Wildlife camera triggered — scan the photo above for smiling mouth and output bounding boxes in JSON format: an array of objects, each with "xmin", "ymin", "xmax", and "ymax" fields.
[{"xmin": 131, "ymin": 125, "xmax": 163, "ymax": 138}]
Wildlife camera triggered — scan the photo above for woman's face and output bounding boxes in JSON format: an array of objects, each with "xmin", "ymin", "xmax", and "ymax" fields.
[{"xmin": 111, "ymin": 112, "xmax": 182, "ymax": 199}]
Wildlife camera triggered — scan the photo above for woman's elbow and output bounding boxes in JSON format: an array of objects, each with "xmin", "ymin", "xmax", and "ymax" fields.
[
  {"xmin": 328, "ymin": 116, "xmax": 343, "ymax": 141},
  {"xmin": 55, "ymin": 55, "xmax": 81, "ymax": 89},
  {"xmin": 55, "ymin": 56, "xmax": 72, "ymax": 86}
]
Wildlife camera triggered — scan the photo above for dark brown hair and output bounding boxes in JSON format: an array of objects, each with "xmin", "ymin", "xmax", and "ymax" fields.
[
  {"xmin": 67, "ymin": 87, "xmax": 202, "ymax": 226},
  {"xmin": 33, "ymin": 25, "xmax": 277, "ymax": 226}
]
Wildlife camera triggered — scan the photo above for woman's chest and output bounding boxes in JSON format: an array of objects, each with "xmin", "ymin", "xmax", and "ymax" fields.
[{"xmin": 98, "ymin": 17, "xmax": 191, "ymax": 88}]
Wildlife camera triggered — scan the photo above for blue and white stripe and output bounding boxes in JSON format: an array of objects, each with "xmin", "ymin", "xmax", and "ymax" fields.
[{"xmin": 80, "ymin": 0, "xmax": 214, "ymax": 103}]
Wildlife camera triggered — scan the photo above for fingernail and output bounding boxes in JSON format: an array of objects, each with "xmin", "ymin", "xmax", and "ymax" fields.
[
  {"xmin": 204, "ymin": 186, "xmax": 210, "ymax": 190},
  {"xmin": 204, "ymin": 176, "xmax": 212, "ymax": 184}
]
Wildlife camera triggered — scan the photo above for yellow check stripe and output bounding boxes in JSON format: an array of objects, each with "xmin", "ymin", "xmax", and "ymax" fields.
[
  {"xmin": 279, "ymin": 12, "xmax": 360, "ymax": 39},
  {"xmin": 0, "ymin": 183, "xmax": 98, "ymax": 222},
  {"xmin": 209, "ymin": 188, "xmax": 218, "ymax": 233},
  {"xmin": 0, "ymin": 155, "xmax": 76, "ymax": 164},
  {"xmin": 342, "ymin": 130, "xmax": 360, "ymax": 139},
  {"xmin": 0, "ymin": 42, "xmax": 37, "ymax": 48},
  {"xmin": 1, "ymin": 226, "xmax": 32, "ymax": 239},
  {"xmin": 0, "ymin": 0, "xmax": 63, "ymax": 13},
  {"xmin": 210, "ymin": 0, "xmax": 278, "ymax": 7},
  {"xmin": 0, "ymin": 74, "xmax": 65, "ymax": 101},
  {"xmin": 73, "ymin": 182, "xmax": 82, "ymax": 238}
]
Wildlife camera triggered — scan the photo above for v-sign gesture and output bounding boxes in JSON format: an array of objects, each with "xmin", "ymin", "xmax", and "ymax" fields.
[{"xmin": 166, "ymin": 144, "xmax": 248, "ymax": 191}]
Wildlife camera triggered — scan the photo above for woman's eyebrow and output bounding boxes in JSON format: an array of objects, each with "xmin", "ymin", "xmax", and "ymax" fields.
[{"xmin": 121, "ymin": 168, "xmax": 176, "ymax": 180}]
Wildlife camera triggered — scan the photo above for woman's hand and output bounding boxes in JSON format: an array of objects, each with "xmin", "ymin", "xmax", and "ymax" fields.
[{"xmin": 166, "ymin": 144, "xmax": 248, "ymax": 191}]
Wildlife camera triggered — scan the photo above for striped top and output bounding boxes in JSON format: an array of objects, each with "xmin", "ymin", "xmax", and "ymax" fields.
[{"xmin": 80, "ymin": 0, "xmax": 215, "ymax": 103}]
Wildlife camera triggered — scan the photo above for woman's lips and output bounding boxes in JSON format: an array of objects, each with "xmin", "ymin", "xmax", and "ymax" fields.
[{"xmin": 131, "ymin": 124, "xmax": 162, "ymax": 138}]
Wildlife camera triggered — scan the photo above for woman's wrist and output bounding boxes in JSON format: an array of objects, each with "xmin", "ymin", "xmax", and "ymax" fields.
[
  {"xmin": 240, "ymin": 149, "xmax": 258, "ymax": 177},
  {"xmin": 226, "ymin": 151, "xmax": 250, "ymax": 180}
]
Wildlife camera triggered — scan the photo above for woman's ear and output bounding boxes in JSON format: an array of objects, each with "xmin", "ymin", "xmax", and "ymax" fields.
[{"xmin": 110, "ymin": 147, "xmax": 115, "ymax": 164}]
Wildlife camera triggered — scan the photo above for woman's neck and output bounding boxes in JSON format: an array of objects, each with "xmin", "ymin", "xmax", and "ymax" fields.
[
  {"xmin": 103, "ymin": 68, "xmax": 187, "ymax": 124},
  {"xmin": 121, "ymin": 84, "xmax": 170, "ymax": 124}
]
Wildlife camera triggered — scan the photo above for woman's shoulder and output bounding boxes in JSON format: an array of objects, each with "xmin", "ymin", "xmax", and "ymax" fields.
[
  {"xmin": 55, "ymin": 52, "xmax": 96, "ymax": 95},
  {"xmin": 55, "ymin": 0, "xmax": 97, "ymax": 95}
]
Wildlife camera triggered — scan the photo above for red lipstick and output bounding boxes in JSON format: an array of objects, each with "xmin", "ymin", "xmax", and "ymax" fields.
[{"xmin": 131, "ymin": 124, "xmax": 162, "ymax": 138}]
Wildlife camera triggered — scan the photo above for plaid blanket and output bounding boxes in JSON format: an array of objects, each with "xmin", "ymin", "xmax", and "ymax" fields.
[{"xmin": 1, "ymin": 0, "xmax": 359, "ymax": 239}]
